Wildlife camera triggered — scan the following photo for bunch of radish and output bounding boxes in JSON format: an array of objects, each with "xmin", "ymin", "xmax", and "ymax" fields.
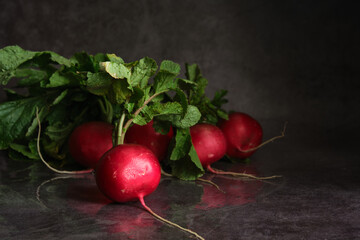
[{"xmin": 0, "ymin": 45, "xmax": 285, "ymax": 240}]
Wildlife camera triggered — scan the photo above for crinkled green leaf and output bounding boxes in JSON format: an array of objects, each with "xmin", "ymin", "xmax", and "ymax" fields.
[
  {"xmin": 152, "ymin": 118, "xmax": 172, "ymax": 135},
  {"xmin": 147, "ymin": 102, "xmax": 182, "ymax": 117},
  {"xmin": 184, "ymin": 63, "xmax": 208, "ymax": 104},
  {"xmin": 160, "ymin": 60, "xmax": 181, "ymax": 75},
  {"xmin": 177, "ymin": 78, "xmax": 197, "ymax": 92},
  {"xmin": 184, "ymin": 63, "xmax": 199, "ymax": 82},
  {"xmin": 0, "ymin": 45, "xmax": 37, "ymax": 71},
  {"xmin": 153, "ymin": 72, "xmax": 178, "ymax": 93},
  {"xmin": 86, "ymin": 72, "xmax": 113, "ymax": 96},
  {"xmin": 108, "ymin": 79, "xmax": 132, "ymax": 104},
  {"xmin": 9, "ymin": 141, "xmax": 39, "ymax": 160},
  {"xmin": 130, "ymin": 57, "xmax": 157, "ymax": 88},
  {"xmin": 0, "ymin": 70, "xmax": 15, "ymax": 85},
  {"xmin": 44, "ymin": 71, "xmax": 82, "ymax": 88},
  {"xmin": 0, "ymin": 46, "xmax": 37, "ymax": 85},
  {"xmin": 169, "ymin": 128, "xmax": 204, "ymax": 180},
  {"xmin": 71, "ymin": 52, "xmax": 95, "ymax": 72},
  {"xmin": 0, "ymin": 96, "xmax": 46, "ymax": 149},
  {"xmin": 171, "ymin": 146, "xmax": 204, "ymax": 180},
  {"xmin": 211, "ymin": 89, "xmax": 228, "ymax": 108},
  {"xmin": 170, "ymin": 128, "xmax": 192, "ymax": 160},
  {"xmin": 165, "ymin": 105, "xmax": 201, "ymax": 129},
  {"xmin": 133, "ymin": 114, "xmax": 147, "ymax": 126},
  {"xmin": 173, "ymin": 88, "xmax": 188, "ymax": 117},
  {"xmin": 16, "ymin": 68, "xmax": 48, "ymax": 86},
  {"xmin": 43, "ymin": 51, "xmax": 74, "ymax": 67},
  {"xmin": 153, "ymin": 60, "xmax": 180, "ymax": 93},
  {"xmin": 101, "ymin": 61, "xmax": 131, "ymax": 80},
  {"xmin": 106, "ymin": 54, "xmax": 124, "ymax": 64}
]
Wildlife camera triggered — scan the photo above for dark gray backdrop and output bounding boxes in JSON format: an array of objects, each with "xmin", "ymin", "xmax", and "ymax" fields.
[{"xmin": 1, "ymin": 0, "xmax": 359, "ymax": 152}]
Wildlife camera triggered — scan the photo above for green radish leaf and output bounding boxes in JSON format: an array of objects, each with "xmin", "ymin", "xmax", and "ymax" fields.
[
  {"xmin": 184, "ymin": 63, "xmax": 198, "ymax": 82},
  {"xmin": 160, "ymin": 60, "xmax": 181, "ymax": 75},
  {"xmin": 133, "ymin": 114, "xmax": 147, "ymax": 126},
  {"xmin": 41, "ymin": 51, "xmax": 74, "ymax": 67},
  {"xmin": 130, "ymin": 57, "xmax": 158, "ymax": 88},
  {"xmin": 44, "ymin": 71, "xmax": 82, "ymax": 88},
  {"xmin": 16, "ymin": 68, "xmax": 48, "ymax": 87},
  {"xmin": 168, "ymin": 128, "xmax": 204, "ymax": 180},
  {"xmin": 177, "ymin": 78, "xmax": 197, "ymax": 92},
  {"xmin": 170, "ymin": 128, "xmax": 192, "ymax": 160},
  {"xmin": 162, "ymin": 105, "xmax": 201, "ymax": 129},
  {"xmin": 132, "ymin": 102, "xmax": 183, "ymax": 127},
  {"xmin": 173, "ymin": 88, "xmax": 188, "ymax": 117},
  {"xmin": 171, "ymin": 145, "xmax": 204, "ymax": 180},
  {"xmin": 153, "ymin": 60, "xmax": 180, "ymax": 93},
  {"xmin": 9, "ymin": 141, "xmax": 39, "ymax": 160},
  {"xmin": 93, "ymin": 53, "xmax": 109, "ymax": 72},
  {"xmin": 211, "ymin": 89, "xmax": 228, "ymax": 108},
  {"xmin": 0, "ymin": 45, "xmax": 37, "ymax": 71},
  {"xmin": 71, "ymin": 52, "xmax": 96, "ymax": 72},
  {"xmin": 152, "ymin": 118, "xmax": 172, "ymax": 135},
  {"xmin": 86, "ymin": 72, "xmax": 113, "ymax": 96},
  {"xmin": 0, "ymin": 45, "xmax": 37, "ymax": 85},
  {"xmin": 184, "ymin": 63, "xmax": 228, "ymax": 124},
  {"xmin": 101, "ymin": 61, "xmax": 131, "ymax": 80},
  {"xmin": 0, "ymin": 96, "xmax": 47, "ymax": 150},
  {"xmin": 108, "ymin": 79, "xmax": 132, "ymax": 104},
  {"xmin": 106, "ymin": 53, "xmax": 124, "ymax": 64},
  {"xmin": 153, "ymin": 72, "xmax": 178, "ymax": 93},
  {"xmin": 147, "ymin": 102, "xmax": 182, "ymax": 117}
]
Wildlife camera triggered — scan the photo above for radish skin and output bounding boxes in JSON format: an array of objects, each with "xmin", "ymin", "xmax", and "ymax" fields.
[
  {"xmin": 125, "ymin": 120, "xmax": 173, "ymax": 161},
  {"xmin": 219, "ymin": 112, "xmax": 263, "ymax": 159},
  {"xmin": 69, "ymin": 121, "xmax": 114, "ymax": 169},
  {"xmin": 95, "ymin": 144, "xmax": 204, "ymax": 240}
]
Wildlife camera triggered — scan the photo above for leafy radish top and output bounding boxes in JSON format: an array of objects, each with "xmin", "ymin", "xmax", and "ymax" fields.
[{"xmin": 0, "ymin": 45, "xmax": 231, "ymax": 180}]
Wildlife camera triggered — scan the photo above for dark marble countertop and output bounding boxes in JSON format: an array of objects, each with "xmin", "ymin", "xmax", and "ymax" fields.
[{"xmin": 1, "ymin": 122, "xmax": 359, "ymax": 240}]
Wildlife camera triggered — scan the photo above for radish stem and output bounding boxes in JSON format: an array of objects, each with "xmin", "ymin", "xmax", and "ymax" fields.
[
  {"xmin": 36, "ymin": 107, "xmax": 93, "ymax": 175},
  {"xmin": 116, "ymin": 113, "xmax": 126, "ymax": 145},
  {"xmin": 138, "ymin": 195, "xmax": 205, "ymax": 240},
  {"xmin": 120, "ymin": 92, "xmax": 162, "ymax": 144}
]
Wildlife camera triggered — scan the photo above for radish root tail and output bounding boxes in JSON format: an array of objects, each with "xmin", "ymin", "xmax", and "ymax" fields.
[
  {"xmin": 35, "ymin": 107, "xmax": 93, "ymax": 175},
  {"xmin": 207, "ymin": 165, "xmax": 281, "ymax": 180},
  {"xmin": 196, "ymin": 178, "xmax": 225, "ymax": 193},
  {"xmin": 238, "ymin": 121, "xmax": 288, "ymax": 153},
  {"xmin": 139, "ymin": 196, "xmax": 205, "ymax": 240}
]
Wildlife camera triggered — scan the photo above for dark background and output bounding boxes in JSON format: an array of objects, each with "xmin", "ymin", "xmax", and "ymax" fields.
[
  {"xmin": 1, "ymin": 1, "xmax": 360, "ymax": 239},
  {"xmin": 0, "ymin": 0, "xmax": 359, "ymax": 172}
]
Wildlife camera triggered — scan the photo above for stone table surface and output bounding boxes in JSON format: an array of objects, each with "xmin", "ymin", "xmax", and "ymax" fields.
[{"xmin": 1, "ymin": 122, "xmax": 359, "ymax": 240}]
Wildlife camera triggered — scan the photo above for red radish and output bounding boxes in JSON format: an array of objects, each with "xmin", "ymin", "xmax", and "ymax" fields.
[
  {"xmin": 190, "ymin": 123, "xmax": 227, "ymax": 169},
  {"xmin": 95, "ymin": 144, "xmax": 161, "ymax": 202},
  {"xmin": 190, "ymin": 122, "xmax": 279, "ymax": 180},
  {"xmin": 68, "ymin": 121, "xmax": 114, "ymax": 169},
  {"xmin": 125, "ymin": 120, "xmax": 173, "ymax": 161},
  {"xmin": 219, "ymin": 112, "xmax": 263, "ymax": 159},
  {"xmin": 95, "ymin": 143, "xmax": 204, "ymax": 240}
]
